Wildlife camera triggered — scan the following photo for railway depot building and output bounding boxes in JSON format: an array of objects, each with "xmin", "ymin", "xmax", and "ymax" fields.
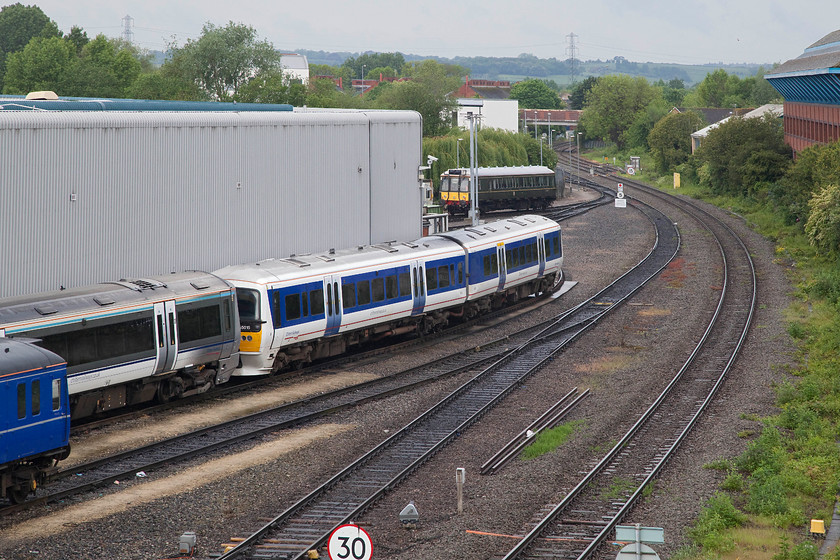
[
  {"xmin": 0, "ymin": 106, "xmax": 423, "ymax": 298},
  {"xmin": 766, "ymin": 29, "xmax": 840, "ymax": 154}
]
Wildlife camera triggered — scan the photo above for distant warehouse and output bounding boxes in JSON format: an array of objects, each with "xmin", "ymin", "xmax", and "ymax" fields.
[{"xmin": 0, "ymin": 106, "xmax": 423, "ymax": 298}]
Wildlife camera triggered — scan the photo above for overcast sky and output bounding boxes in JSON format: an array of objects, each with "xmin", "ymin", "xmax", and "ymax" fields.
[{"xmin": 27, "ymin": 0, "xmax": 840, "ymax": 65}]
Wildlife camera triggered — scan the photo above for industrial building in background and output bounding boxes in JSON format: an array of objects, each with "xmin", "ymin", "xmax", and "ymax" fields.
[
  {"xmin": 766, "ymin": 29, "xmax": 840, "ymax": 154},
  {"xmin": 0, "ymin": 105, "xmax": 423, "ymax": 298}
]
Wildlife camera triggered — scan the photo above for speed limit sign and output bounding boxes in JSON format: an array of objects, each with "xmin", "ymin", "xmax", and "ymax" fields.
[{"xmin": 328, "ymin": 524, "xmax": 373, "ymax": 560}]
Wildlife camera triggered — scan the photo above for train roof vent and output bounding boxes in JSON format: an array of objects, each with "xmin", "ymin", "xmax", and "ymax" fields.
[
  {"xmin": 120, "ymin": 278, "xmax": 167, "ymax": 290},
  {"xmin": 372, "ymin": 244, "xmax": 398, "ymax": 253},
  {"xmin": 315, "ymin": 255, "xmax": 335, "ymax": 262},
  {"xmin": 93, "ymin": 296, "xmax": 116, "ymax": 306},
  {"xmin": 484, "ymin": 226, "xmax": 497, "ymax": 232},
  {"xmin": 34, "ymin": 305, "xmax": 57, "ymax": 316},
  {"xmin": 190, "ymin": 280, "xmax": 211, "ymax": 290},
  {"xmin": 278, "ymin": 258, "xmax": 311, "ymax": 267},
  {"xmin": 464, "ymin": 228, "xmax": 486, "ymax": 236},
  {"xmin": 402, "ymin": 241, "xmax": 419, "ymax": 248},
  {"xmin": 508, "ymin": 219, "xmax": 527, "ymax": 226}
]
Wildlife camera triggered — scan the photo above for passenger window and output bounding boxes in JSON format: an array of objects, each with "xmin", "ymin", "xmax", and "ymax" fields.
[
  {"xmin": 52, "ymin": 379, "xmax": 61, "ymax": 411},
  {"xmin": 386, "ymin": 275, "xmax": 398, "ymax": 299},
  {"xmin": 326, "ymin": 288, "xmax": 333, "ymax": 317},
  {"xmin": 372, "ymin": 278, "xmax": 385, "ymax": 302},
  {"xmin": 553, "ymin": 237, "xmax": 560, "ymax": 256},
  {"xmin": 302, "ymin": 292, "xmax": 309, "ymax": 317},
  {"xmin": 512, "ymin": 249, "xmax": 519, "ymax": 268},
  {"xmin": 32, "ymin": 380, "xmax": 40, "ymax": 416},
  {"xmin": 342, "ymin": 283, "xmax": 356, "ymax": 309},
  {"xmin": 439, "ymin": 266, "xmax": 450, "ymax": 288},
  {"xmin": 483, "ymin": 255, "xmax": 491, "ymax": 276},
  {"xmin": 358, "ymin": 280, "xmax": 371, "ymax": 306},
  {"xmin": 17, "ymin": 383, "xmax": 25, "ymax": 419},
  {"xmin": 333, "ymin": 282, "xmax": 339, "ymax": 315},
  {"xmin": 458, "ymin": 262, "xmax": 464, "ymax": 284},
  {"xmin": 506, "ymin": 249, "xmax": 512, "ymax": 269},
  {"xmin": 285, "ymin": 294, "xmax": 301, "ymax": 321},
  {"xmin": 491, "ymin": 254, "xmax": 498, "ymax": 274},
  {"xmin": 399, "ymin": 272, "xmax": 411, "ymax": 297},
  {"xmin": 310, "ymin": 289, "xmax": 325, "ymax": 315},
  {"xmin": 426, "ymin": 267, "xmax": 438, "ymax": 290},
  {"xmin": 526, "ymin": 244, "xmax": 533, "ymax": 263},
  {"xmin": 519, "ymin": 246, "xmax": 526, "ymax": 265}
]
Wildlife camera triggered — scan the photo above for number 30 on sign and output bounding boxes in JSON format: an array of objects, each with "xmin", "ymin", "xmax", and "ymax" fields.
[{"xmin": 328, "ymin": 524, "xmax": 373, "ymax": 560}]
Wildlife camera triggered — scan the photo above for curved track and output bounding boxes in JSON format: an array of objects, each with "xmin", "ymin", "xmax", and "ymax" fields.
[
  {"xmin": 498, "ymin": 174, "xmax": 756, "ymax": 560},
  {"xmin": 212, "ymin": 197, "xmax": 678, "ymax": 560}
]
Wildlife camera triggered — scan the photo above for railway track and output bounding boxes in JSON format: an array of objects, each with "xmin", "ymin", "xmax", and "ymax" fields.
[
  {"xmin": 208, "ymin": 197, "xmax": 678, "ymax": 560},
  {"xmin": 497, "ymin": 174, "xmax": 756, "ymax": 560}
]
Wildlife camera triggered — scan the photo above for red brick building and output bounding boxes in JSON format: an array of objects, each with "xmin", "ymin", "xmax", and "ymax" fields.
[{"xmin": 766, "ymin": 29, "xmax": 840, "ymax": 154}]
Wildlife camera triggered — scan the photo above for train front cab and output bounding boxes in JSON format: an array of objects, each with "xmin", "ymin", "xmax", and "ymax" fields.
[{"xmin": 0, "ymin": 339, "xmax": 70, "ymax": 504}]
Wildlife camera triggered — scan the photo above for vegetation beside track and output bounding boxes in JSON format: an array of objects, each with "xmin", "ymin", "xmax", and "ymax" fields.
[{"xmin": 586, "ymin": 143, "xmax": 840, "ymax": 560}]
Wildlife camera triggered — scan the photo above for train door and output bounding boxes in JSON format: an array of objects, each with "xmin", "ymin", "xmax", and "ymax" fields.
[
  {"xmin": 496, "ymin": 243, "xmax": 507, "ymax": 291},
  {"xmin": 153, "ymin": 301, "xmax": 179, "ymax": 373},
  {"xmin": 324, "ymin": 276, "xmax": 342, "ymax": 336},
  {"xmin": 410, "ymin": 261, "xmax": 426, "ymax": 315},
  {"xmin": 537, "ymin": 234, "xmax": 546, "ymax": 277}
]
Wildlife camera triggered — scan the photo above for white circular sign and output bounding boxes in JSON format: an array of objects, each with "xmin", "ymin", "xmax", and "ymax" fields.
[
  {"xmin": 627, "ymin": 167, "xmax": 636, "ymax": 175},
  {"xmin": 616, "ymin": 191, "xmax": 625, "ymax": 199},
  {"xmin": 328, "ymin": 525, "xmax": 373, "ymax": 560}
]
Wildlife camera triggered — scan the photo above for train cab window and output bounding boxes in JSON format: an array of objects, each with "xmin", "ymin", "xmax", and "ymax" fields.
[
  {"xmin": 372, "ymin": 278, "xmax": 385, "ymax": 302},
  {"xmin": 310, "ymin": 289, "xmax": 325, "ymax": 315},
  {"xmin": 358, "ymin": 280, "xmax": 371, "ymax": 306},
  {"xmin": 32, "ymin": 380, "xmax": 40, "ymax": 416},
  {"xmin": 553, "ymin": 236, "xmax": 561, "ymax": 257},
  {"xmin": 439, "ymin": 266, "xmax": 450, "ymax": 289},
  {"xmin": 399, "ymin": 272, "xmax": 411, "ymax": 297},
  {"xmin": 342, "ymin": 283, "xmax": 357, "ymax": 309},
  {"xmin": 426, "ymin": 267, "xmax": 438, "ymax": 290},
  {"xmin": 285, "ymin": 294, "xmax": 302, "ymax": 321},
  {"xmin": 386, "ymin": 275, "xmax": 398, "ymax": 299},
  {"xmin": 236, "ymin": 288, "xmax": 260, "ymax": 323},
  {"xmin": 17, "ymin": 383, "xmax": 25, "ymax": 419},
  {"xmin": 52, "ymin": 379, "xmax": 61, "ymax": 411}
]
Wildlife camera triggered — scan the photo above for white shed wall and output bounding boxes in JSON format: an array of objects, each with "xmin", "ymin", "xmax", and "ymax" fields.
[
  {"xmin": 456, "ymin": 99, "xmax": 519, "ymax": 132},
  {"xmin": 0, "ymin": 110, "xmax": 422, "ymax": 298}
]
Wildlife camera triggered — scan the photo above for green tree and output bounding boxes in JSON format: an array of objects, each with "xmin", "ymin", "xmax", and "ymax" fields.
[
  {"xmin": 805, "ymin": 184, "xmax": 840, "ymax": 257},
  {"xmin": 509, "ymin": 78, "xmax": 562, "ymax": 109},
  {"xmin": 579, "ymin": 75, "xmax": 657, "ymax": 149},
  {"xmin": 305, "ymin": 77, "xmax": 366, "ymax": 108},
  {"xmin": 342, "ymin": 52, "xmax": 406, "ymax": 81},
  {"xmin": 623, "ymin": 96, "xmax": 670, "ymax": 150},
  {"xmin": 0, "ymin": 2, "xmax": 61, "ymax": 90},
  {"xmin": 567, "ymin": 76, "xmax": 597, "ymax": 109},
  {"xmin": 776, "ymin": 140, "xmax": 840, "ymax": 225},
  {"xmin": 64, "ymin": 25, "xmax": 89, "ymax": 55},
  {"xmin": 374, "ymin": 60, "xmax": 460, "ymax": 136},
  {"xmin": 2, "ymin": 35, "xmax": 72, "ymax": 94},
  {"xmin": 648, "ymin": 110, "xmax": 705, "ymax": 172},
  {"xmin": 695, "ymin": 115, "xmax": 791, "ymax": 196},
  {"xmin": 235, "ymin": 69, "xmax": 306, "ymax": 105},
  {"xmin": 59, "ymin": 35, "xmax": 141, "ymax": 98},
  {"xmin": 167, "ymin": 22, "xmax": 282, "ymax": 101}
]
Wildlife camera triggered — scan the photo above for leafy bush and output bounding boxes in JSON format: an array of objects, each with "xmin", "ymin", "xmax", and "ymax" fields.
[
  {"xmin": 805, "ymin": 184, "xmax": 840, "ymax": 258},
  {"xmin": 687, "ymin": 492, "xmax": 747, "ymax": 552}
]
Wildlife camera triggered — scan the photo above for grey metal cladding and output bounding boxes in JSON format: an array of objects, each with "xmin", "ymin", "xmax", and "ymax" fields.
[{"xmin": 0, "ymin": 110, "xmax": 423, "ymax": 298}]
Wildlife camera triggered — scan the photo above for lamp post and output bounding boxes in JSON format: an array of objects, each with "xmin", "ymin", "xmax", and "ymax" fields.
[
  {"xmin": 576, "ymin": 132, "xmax": 581, "ymax": 185},
  {"xmin": 534, "ymin": 110, "xmax": 538, "ymax": 140},
  {"xmin": 457, "ymin": 138, "xmax": 462, "ymax": 169},
  {"xmin": 540, "ymin": 133, "xmax": 546, "ymax": 166}
]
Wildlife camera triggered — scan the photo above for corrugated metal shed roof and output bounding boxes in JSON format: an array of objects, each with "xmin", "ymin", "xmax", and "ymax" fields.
[{"xmin": 0, "ymin": 97, "xmax": 293, "ymax": 112}]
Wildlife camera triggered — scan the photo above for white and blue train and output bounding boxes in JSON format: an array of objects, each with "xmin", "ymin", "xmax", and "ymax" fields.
[
  {"xmin": 216, "ymin": 215, "xmax": 562, "ymax": 375},
  {"xmin": 0, "ymin": 215, "xmax": 561, "ymax": 421},
  {"xmin": 0, "ymin": 338, "xmax": 71, "ymax": 503},
  {"xmin": 0, "ymin": 272, "xmax": 240, "ymax": 419}
]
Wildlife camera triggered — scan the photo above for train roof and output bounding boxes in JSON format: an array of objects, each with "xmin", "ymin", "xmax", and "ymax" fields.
[
  {"xmin": 0, "ymin": 338, "xmax": 65, "ymax": 376},
  {"xmin": 0, "ymin": 271, "xmax": 231, "ymax": 328},
  {"xmin": 216, "ymin": 236, "xmax": 461, "ymax": 287},
  {"xmin": 442, "ymin": 166, "xmax": 555, "ymax": 177},
  {"xmin": 432, "ymin": 215, "xmax": 559, "ymax": 250}
]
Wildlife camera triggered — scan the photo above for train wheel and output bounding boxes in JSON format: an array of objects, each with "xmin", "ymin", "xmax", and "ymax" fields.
[{"xmin": 8, "ymin": 484, "xmax": 29, "ymax": 504}]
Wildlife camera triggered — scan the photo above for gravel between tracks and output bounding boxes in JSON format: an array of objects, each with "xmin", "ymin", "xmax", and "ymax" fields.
[{"xmin": 0, "ymin": 186, "xmax": 795, "ymax": 560}]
